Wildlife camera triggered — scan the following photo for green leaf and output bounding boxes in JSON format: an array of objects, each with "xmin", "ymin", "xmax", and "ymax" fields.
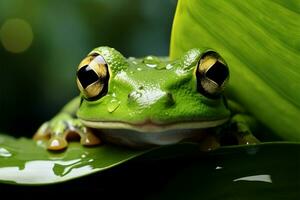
[
  {"xmin": 156, "ymin": 142, "xmax": 300, "ymax": 200},
  {"xmin": 0, "ymin": 134, "xmax": 147, "ymax": 185},
  {"xmin": 170, "ymin": 0, "xmax": 300, "ymax": 141},
  {"xmin": 1, "ymin": 133, "xmax": 300, "ymax": 199},
  {"xmin": 0, "ymin": 133, "xmax": 204, "ymax": 185}
]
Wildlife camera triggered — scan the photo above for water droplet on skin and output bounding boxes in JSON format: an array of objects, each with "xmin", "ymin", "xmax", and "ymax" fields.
[
  {"xmin": 0, "ymin": 147, "xmax": 12, "ymax": 157},
  {"xmin": 107, "ymin": 99, "xmax": 121, "ymax": 113},
  {"xmin": 145, "ymin": 56, "xmax": 154, "ymax": 60},
  {"xmin": 146, "ymin": 63, "xmax": 157, "ymax": 68},
  {"xmin": 155, "ymin": 64, "xmax": 166, "ymax": 70},
  {"xmin": 128, "ymin": 57, "xmax": 133, "ymax": 59},
  {"xmin": 129, "ymin": 91, "xmax": 142, "ymax": 98},
  {"xmin": 143, "ymin": 56, "xmax": 159, "ymax": 68},
  {"xmin": 166, "ymin": 64, "xmax": 173, "ymax": 70},
  {"xmin": 175, "ymin": 68, "xmax": 186, "ymax": 75}
]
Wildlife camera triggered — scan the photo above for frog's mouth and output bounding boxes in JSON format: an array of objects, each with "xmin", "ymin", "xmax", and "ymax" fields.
[{"xmin": 80, "ymin": 118, "xmax": 229, "ymax": 133}]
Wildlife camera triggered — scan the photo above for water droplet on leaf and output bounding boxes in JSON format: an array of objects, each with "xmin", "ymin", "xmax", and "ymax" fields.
[
  {"xmin": 107, "ymin": 99, "xmax": 121, "ymax": 113},
  {"xmin": 0, "ymin": 147, "xmax": 12, "ymax": 157}
]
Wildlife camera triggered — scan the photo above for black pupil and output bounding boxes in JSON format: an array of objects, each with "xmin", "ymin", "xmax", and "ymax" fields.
[
  {"xmin": 206, "ymin": 61, "xmax": 229, "ymax": 86},
  {"xmin": 77, "ymin": 65, "xmax": 99, "ymax": 89}
]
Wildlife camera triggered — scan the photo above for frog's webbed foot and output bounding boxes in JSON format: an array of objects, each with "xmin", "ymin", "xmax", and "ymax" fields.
[
  {"xmin": 221, "ymin": 114, "xmax": 260, "ymax": 146},
  {"xmin": 33, "ymin": 113, "xmax": 101, "ymax": 150},
  {"xmin": 198, "ymin": 134, "xmax": 221, "ymax": 152}
]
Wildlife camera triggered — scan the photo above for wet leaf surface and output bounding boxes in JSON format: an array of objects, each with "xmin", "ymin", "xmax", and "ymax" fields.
[{"xmin": 0, "ymin": 134, "xmax": 300, "ymax": 199}]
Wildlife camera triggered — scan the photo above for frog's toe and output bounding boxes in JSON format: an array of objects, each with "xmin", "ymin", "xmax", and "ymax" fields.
[
  {"xmin": 237, "ymin": 134, "xmax": 260, "ymax": 145},
  {"xmin": 80, "ymin": 128, "xmax": 101, "ymax": 146},
  {"xmin": 199, "ymin": 135, "xmax": 220, "ymax": 152},
  {"xmin": 46, "ymin": 128, "xmax": 101, "ymax": 150},
  {"xmin": 234, "ymin": 123, "xmax": 260, "ymax": 145},
  {"xmin": 48, "ymin": 136, "xmax": 68, "ymax": 150},
  {"xmin": 33, "ymin": 122, "xmax": 50, "ymax": 140},
  {"xmin": 34, "ymin": 121, "xmax": 101, "ymax": 151}
]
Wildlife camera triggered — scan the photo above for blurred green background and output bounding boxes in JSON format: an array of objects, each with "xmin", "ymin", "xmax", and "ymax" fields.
[{"xmin": 0, "ymin": 0, "xmax": 177, "ymax": 137}]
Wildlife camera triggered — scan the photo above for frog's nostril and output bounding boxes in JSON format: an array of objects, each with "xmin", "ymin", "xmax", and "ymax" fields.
[
  {"xmin": 128, "ymin": 91, "xmax": 142, "ymax": 100},
  {"xmin": 167, "ymin": 92, "xmax": 174, "ymax": 100},
  {"xmin": 165, "ymin": 92, "xmax": 175, "ymax": 106}
]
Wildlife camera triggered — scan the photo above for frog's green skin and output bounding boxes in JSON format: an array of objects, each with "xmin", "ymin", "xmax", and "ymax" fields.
[{"xmin": 34, "ymin": 46, "xmax": 258, "ymax": 150}]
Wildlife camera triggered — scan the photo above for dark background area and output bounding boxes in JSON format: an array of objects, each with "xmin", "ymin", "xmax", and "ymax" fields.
[{"xmin": 0, "ymin": 0, "xmax": 177, "ymax": 137}]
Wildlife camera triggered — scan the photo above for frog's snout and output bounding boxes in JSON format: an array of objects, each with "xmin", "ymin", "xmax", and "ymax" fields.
[{"xmin": 127, "ymin": 88, "xmax": 174, "ymax": 108}]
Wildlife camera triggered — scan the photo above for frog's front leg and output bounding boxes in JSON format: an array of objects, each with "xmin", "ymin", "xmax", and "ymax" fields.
[
  {"xmin": 219, "ymin": 114, "xmax": 260, "ymax": 146},
  {"xmin": 198, "ymin": 114, "xmax": 260, "ymax": 152},
  {"xmin": 33, "ymin": 98, "xmax": 101, "ymax": 150}
]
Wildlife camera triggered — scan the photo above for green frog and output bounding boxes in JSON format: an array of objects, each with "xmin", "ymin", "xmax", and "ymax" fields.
[{"xmin": 34, "ymin": 46, "xmax": 258, "ymax": 151}]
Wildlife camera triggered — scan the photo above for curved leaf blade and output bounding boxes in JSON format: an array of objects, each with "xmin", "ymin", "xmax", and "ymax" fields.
[
  {"xmin": 0, "ymin": 134, "xmax": 146, "ymax": 185},
  {"xmin": 156, "ymin": 142, "xmax": 300, "ymax": 200},
  {"xmin": 170, "ymin": 0, "xmax": 300, "ymax": 140},
  {"xmin": 1, "ymin": 132, "xmax": 300, "ymax": 192},
  {"xmin": 1, "ymin": 133, "xmax": 300, "ymax": 199}
]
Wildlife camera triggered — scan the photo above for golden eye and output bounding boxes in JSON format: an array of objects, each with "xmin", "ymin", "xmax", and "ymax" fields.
[
  {"xmin": 76, "ymin": 54, "xmax": 109, "ymax": 100},
  {"xmin": 196, "ymin": 51, "xmax": 229, "ymax": 97}
]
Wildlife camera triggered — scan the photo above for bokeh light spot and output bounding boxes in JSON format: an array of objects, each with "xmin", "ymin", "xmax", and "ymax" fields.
[{"xmin": 0, "ymin": 18, "xmax": 33, "ymax": 53}]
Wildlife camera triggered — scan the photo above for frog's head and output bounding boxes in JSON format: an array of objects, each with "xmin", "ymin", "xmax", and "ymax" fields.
[{"xmin": 76, "ymin": 46, "xmax": 230, "ymax": 132}]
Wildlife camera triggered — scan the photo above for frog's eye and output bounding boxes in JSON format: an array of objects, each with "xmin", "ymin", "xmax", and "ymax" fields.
[
  {"xmin": 76, "ymin": 54, "xmax": 109, "ymax": 100},
  {"xmin": 196, "ymin": 51, "xmax": 229, "ymax": 97}
]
